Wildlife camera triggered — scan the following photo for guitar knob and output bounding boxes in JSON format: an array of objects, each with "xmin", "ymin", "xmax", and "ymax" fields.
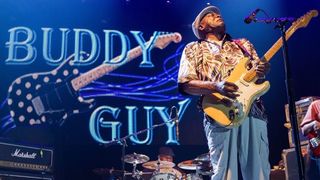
[
  {"xmin": 41, "ymin": 116, "xmax": 46, "ymax": 122},
  {"xmin": 229, "ymin": 110, "xmax": 235, "ymax": 120},
  {"xmin": 234, "ymin": 108, "xmax": 239, "ymax": 115}
]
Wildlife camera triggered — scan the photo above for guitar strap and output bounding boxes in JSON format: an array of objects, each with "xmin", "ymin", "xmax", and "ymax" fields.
[{"xmin": 232, "ymin": 39, "xmax": 254, "ymax": 60}]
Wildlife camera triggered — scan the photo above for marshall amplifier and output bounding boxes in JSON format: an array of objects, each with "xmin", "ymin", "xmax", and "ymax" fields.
[{"xmin": 0, "ymin": 142, "xmax": 53, "ymax": 172}]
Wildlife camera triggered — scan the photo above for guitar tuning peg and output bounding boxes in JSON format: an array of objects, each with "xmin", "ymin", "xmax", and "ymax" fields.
[
  {"xmin": 78, "ymin": 96, "xmax": 84, "ymax": 102},
  {"xmin": 85, "ymin": 98, "xmax": 95, "ymax": 109},
  {"xmin": 58, "ymin": 113, "xmax": 69, "ymax": 126},
  {"xmin": 79, "ymin": 51, "xmax": 90, "ymax": 59},
  {"xmin": 62, "ymin": 113, "xmax": 68, "ymax": 120}
]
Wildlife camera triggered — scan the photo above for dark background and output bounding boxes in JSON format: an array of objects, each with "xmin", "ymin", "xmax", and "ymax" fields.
[{"xmin": 0, "ymin": 0, "xmax": 320, "ymax": 179}]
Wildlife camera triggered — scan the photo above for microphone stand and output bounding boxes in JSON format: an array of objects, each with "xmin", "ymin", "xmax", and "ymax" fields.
[
  {"xmin": 104, "ymin": 114, "xmax": 178, "ymax": 180},
  {"xmin": 252, "ymin": 16, "xmax": 305, "ymax": 180}
]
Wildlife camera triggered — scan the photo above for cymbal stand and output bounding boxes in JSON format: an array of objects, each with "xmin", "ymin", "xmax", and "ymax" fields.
[
  {"xmin": 153, "ymin": 156, "xmax": 161, "ymax": 176},
  {"xmin": 195, "ymin": 163, "xmax": 202, "ymax": 179},
  {"xmin": 131, "ymin": 161, "xmax": 142, "ymax": 180}
]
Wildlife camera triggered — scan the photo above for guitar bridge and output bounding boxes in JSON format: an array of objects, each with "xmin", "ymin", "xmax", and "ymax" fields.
[{"xmin": 32, "ymin": 96, "xmax": 45, "ymax": 116}]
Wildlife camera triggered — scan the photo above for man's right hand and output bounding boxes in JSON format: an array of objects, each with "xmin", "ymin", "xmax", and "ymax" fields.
[{"xmin": 214, "ymin": 81, "xmax": 239, "ymax": 99}]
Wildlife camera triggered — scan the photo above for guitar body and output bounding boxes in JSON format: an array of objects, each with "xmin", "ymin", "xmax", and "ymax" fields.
[
  {"xmin": 307, "ymin": 131, "xmax": 320, "ymax": 157},
  {"xmin": 7, "ymin": 59, "xmax": 91, "ymax": 126},
  {"xmin": 202, "ymin": 57, "xmax": 270, "ymax": 127}
]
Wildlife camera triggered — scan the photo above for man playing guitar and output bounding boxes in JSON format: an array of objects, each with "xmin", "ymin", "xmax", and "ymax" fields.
[{"xmin": 301, "ymin": 100, "xmax": 320, "ymax": 179}]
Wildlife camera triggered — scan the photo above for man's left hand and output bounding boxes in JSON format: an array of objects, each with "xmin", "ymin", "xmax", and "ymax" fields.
[{"xmin": 255, "ymin": 61, "xmax": 270, "ymax": 78}]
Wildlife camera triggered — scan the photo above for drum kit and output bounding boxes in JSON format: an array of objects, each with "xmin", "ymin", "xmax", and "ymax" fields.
[{"xmin": 93, "ymin": 152, "xmax": 213, "ymax": 180}]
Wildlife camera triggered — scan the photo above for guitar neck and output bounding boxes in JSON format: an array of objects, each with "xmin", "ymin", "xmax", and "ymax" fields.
[
  {"xmin": 243, "ymin": 10, "xmax": 318, "ymax": 82},
  {"xmin": 243, "ymin": 24, "xmax": 299, "ymax": 82},
  {"xmin": 70, "ymin": 32, "xmax": 182, "ymax": 91},
  {"xmin": 261, "ymin": 25, "xmax": 296, "ymax": 62},
  {"xmin": 71, "ymin": 46, "xmax": 143, "ymax": 91}
]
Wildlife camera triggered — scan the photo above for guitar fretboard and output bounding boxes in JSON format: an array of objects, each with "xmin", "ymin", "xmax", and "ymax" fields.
[
  {"xmin": 243, "ymin": 25, "xmax": 296, "ymax": 82},
  {"xmin": 71, "ymin": 46, "xmax": 143, "ymax": 91},
  {"xmin": 263, "ymin": 26, "xmax": 295, "ymax": 62}
]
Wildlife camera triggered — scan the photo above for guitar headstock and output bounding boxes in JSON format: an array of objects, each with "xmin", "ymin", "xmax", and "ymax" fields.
[
  {"xmin": 152, "ymin": 32, "xmax": 182, "ymax": 49},
  {"xmin": 292, "ymin": 10, "xmax": 318, "ymax": 30}
]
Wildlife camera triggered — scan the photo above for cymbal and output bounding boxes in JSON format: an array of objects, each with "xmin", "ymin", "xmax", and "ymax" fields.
[
  {"xmin": 194, "ymin": 152, "xmax": 210, "ymax": 162},
  {"xmin": 177, "ymin": 160, "xmax": 198, "ymax": 170},
  {"xmin": 123, "ymin": 153, "xmax": 150, "ymax": 164},
  {"xmin": 142, "ymin": 160, "xmax": 175, "ymax": 170}
]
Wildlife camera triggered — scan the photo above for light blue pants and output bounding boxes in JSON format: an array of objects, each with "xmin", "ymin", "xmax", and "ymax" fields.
[{"xmin": 204, "ymin": 116, "xmax": 270, "ymax": 180}]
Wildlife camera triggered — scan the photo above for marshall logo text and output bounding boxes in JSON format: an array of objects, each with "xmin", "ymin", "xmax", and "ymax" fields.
[{"xmin": 11, "ymin": 149, "xmax": 37, "ymax": 159}]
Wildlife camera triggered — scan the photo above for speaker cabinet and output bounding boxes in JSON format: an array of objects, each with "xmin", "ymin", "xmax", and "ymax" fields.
[
  {"xmin": 0, "ymin": 170, "xmax": 53, "ymax": 180},
  {"xmin": 281, "ymin": 145, "xmax": 308, "ymax": 180}
]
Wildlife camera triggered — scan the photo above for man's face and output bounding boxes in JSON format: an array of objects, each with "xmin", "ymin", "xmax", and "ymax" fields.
[
  {"xmin": 199, "ymin": 12, "xmax": 225, "ymax": 33},
  {"xmin": 159, "ymin": 155, "xmax": 173, "ymax": 162}
]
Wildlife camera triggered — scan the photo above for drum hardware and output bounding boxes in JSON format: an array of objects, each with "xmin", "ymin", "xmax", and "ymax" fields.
[
  {"xmin": 151, "ymin": 173, "xmax": 177, "ymax": 180},
  {"xmin": 194, "ymin": 153, "xmax": 210, "ymax": 162},
  {"xmin": 142, "ymin": 160, "xmax": 175, "ymax": 170},
  {"xmin": 150, "ymin": 166, "xmax": 181, "ymax": 180},
  {"xmin": 143, "ymin": 156, "xmax": 182, "ymax": 180},
  {"xmin": 195, "ymin": 162, "xmax": 213, "ymax": 176},
  {"xmin": 92, "ymin": 168, "xmax": 131, "ymax": 177},
  {"xmin": 123, "ymin": 153, "xmax": 150, "ymax": 179},
  {"xmin": 185, "ymin": 173, "xmax": 203, "ymax": 180},
  {"xmin": 193, "ymin": 152, "xmax": 213, "ymax": 176},
  {"xmin": 92, "ymin": 167, "xmax": 153, "ymax": 178},
  {"xmin": 178, "ymin": 153, "xmax": 213, "ymax": 179},
  {"xmin": 178, "ymin": 160, "xmax": 198, "ymax": 171},
  {"xmin": 103, "ymin": 106, "xmax": 179, "ymax": 178},
  {"xmin": 178, "ymin": 160, "xmax": 204, "ymax": 179}
]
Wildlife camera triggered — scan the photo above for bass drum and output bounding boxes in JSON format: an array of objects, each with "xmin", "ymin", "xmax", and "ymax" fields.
[
  {"xmin": 152, "ymin": 168, "xmax": 182, "ymax": 180},
  {"xmin": 186, "ymin": 173, "xmax": 203, "ymax": 180},
  {"xmin": 150, "ymin": 173, "xmax": 177, "ymax": 180}
]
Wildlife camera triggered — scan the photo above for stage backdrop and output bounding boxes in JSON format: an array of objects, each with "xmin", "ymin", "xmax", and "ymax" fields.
[{"xmin": 0, "ymin": 0, "xmax": 319, "ymax": 179}]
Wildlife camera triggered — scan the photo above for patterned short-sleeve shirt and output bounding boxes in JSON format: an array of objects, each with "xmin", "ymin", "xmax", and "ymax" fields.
[
  {"xmin": 178, "ymin": 37, "xmax": 258, "ymax": 83},
  {"xmin": 178, "ymin": 36, "xmax": 267, "ymax": 121}
]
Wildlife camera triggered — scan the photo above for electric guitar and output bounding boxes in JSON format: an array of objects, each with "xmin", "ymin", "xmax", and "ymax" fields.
[
  {"xmin": 202, "ymin": 10, "xmax": 318, "ymax": 128},
  {"xmin": 7, "ymin": 32, "xmax": 182, "ymax": 126},
  {"xmin": 307, "ymin": 130, "xmax": 320, "ymax": 157}
]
